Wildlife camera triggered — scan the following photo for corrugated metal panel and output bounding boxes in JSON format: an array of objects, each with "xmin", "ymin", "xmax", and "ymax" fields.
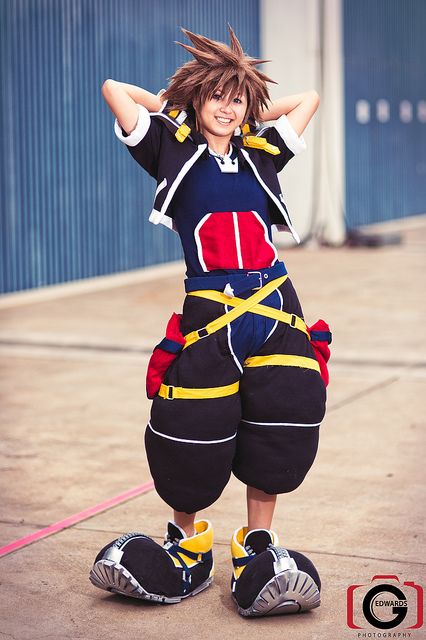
[
  {"xmin": 344, "ymin": 0, "xmax": 426, "ymax": 227},
  {"xmin": 0, "ymin": 0, "xmax": 260, "ymax": 293}
]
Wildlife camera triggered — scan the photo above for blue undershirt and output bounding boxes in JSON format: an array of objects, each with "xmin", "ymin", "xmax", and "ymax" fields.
[{"xmin": 170, "ymin": 147, "xmax": 274, "ymax": 278}]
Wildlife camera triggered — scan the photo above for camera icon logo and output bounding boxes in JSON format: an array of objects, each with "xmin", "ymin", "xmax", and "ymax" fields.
[{"xmin": 347, "ymin": 575, "xmax": 424, "ymax": 630}]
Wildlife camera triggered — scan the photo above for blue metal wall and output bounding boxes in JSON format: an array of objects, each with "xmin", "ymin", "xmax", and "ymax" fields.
[
  {"xmin": 0, "ymin": 0, "xmax": 260, "ymax": 293},
  {"xmin": 344, "ymin": 0, "xmax": 426, "ymax": 227}
]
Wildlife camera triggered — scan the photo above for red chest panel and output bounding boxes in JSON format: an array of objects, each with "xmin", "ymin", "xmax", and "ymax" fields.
[{"xmin": 194, "ymin": 211, "xmax": 277, "ymax": 272}]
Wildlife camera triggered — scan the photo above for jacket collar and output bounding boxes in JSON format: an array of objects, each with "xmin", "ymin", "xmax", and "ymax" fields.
[
  {"xmin": 159, "ymin": 100, "xmax": 258, "ymax": 151},
  {"xmin": 154, "ymin": 109, "xmax": 248, "ymax": 165}
]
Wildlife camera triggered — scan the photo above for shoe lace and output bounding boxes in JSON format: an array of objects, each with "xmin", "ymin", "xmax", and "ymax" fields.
[
  {"xmin": 267, "ymin": 543, "xmax": 290, "ymax": 559},
  {"xmin": 113, "ymin": 531, "xmax": 145, "ymax": 549},
  {"xmin": 244, "ymin": 544, "xmax": 255, "ymax": 556},
  {"xmin": 164, "ymin": 532, "xmax": 182, "ymax": 549}
]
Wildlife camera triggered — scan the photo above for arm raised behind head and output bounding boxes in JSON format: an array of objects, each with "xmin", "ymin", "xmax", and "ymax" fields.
[
  {"xmin": 101, "ymin": 79, "xmax": 163, "ymax": 135},
  {"xmin": 259, "ymin": 90, "xmax": 320, "ymax": 136}
]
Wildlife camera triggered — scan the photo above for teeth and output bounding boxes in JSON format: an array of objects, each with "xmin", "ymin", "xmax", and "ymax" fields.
[{"xmin": 216, "ymin": 117, "xmax": 232, "ymax": 124}]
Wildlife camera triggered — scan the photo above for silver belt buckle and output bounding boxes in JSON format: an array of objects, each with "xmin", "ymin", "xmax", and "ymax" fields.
[{"xmin": 247, "ymin": 271, "xmax": 263, "ymax": 290}]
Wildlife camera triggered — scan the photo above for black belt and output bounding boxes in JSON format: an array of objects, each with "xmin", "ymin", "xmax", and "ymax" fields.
[{"xmin": 184, "ymin": 262, "xmax": 288, "ymax": 296}]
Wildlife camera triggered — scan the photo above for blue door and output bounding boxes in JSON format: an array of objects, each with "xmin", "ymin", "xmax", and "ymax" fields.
[{"xmin": 344, "ymin": 0, "xmax": 426, "ymax": 227}]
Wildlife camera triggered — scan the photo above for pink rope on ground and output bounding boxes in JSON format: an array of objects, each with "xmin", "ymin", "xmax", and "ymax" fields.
[{"xmin": 0, "ymin": 480, "xmax": 155, "ymax": 558}]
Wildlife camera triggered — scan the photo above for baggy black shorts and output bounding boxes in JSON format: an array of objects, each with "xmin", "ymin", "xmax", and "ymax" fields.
[{"xmin": 145, "ymin": 277, "xmax": 326, "ymax": 513}]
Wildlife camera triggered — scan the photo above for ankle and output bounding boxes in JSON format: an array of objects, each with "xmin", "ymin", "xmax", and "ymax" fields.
[
  {"xmin": 173, "ymin": 510, "xmax": 196, "ymax": 538},
  {"xmin": 181, "ymin": 524, "xmax": 195, "ymax": 538},
  {"xmin": 246, "ymin": 524, "xmax": 273, "ymax": 533}
]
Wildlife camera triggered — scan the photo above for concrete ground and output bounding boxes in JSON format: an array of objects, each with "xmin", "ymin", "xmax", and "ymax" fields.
[{"xmin": 0, "ymin": 217, "xmax": 425, "ymax": 640}]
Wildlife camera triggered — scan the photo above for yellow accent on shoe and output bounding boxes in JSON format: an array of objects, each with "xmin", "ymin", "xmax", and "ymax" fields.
[
  {"xmin": 168, "ymin": 520, "xmax": 214, "ymax": 570},
  {"xmin": 175, "ymin": 123, "xmax": 191, "ymax": 142},
  {"xmin": 244, "ymin": 354, "xmax": 320, "ymax": 373},
  {"xmin": 231, "ymin": 526, "xmax": 249, "ymax": 581},
  {"xmin": 243, "ymin": 135, "xmax": 280, "ymax": 155},
  {"xmin": 231, "ymin": 526, "xmax": 279, "ymax": 580}
]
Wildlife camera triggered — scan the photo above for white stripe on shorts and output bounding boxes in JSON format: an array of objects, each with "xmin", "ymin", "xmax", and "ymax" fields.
[
  {"xmin": 148, "ymin": 422, "xmax": 237, "ymax": 445},
  {"xmin": 241, "ymin": 419, "xmax": 321, "ymax": 428}
]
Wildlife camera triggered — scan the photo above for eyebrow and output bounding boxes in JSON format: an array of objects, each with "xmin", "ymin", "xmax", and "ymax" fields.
[{"xmin": 212, "ymin": 91, "xmax": 244, "ymax": 100}]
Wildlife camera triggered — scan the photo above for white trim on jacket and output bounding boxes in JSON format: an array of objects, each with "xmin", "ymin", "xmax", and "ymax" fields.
[
  {"xmin": 274, "ymin": 114, "xmax": 307, "ymax": 156},
  {"xmin": 148, "ymin": 144, "xmax": 208, "ymax": 229},
  {"xmin": 240, "ymin": 149, "xmax": 301, "ymax": 243},
  {"xmin": 113, "ymin": 104, "xmax": 151, "ymax": 147}
]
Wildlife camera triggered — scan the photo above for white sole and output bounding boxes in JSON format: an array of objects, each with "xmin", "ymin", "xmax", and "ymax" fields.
[
  {"xmin": 236, "ymin": 569, "xmax": 320, "ymax": 617},
  {"xmin": 90, "ymin": 559, "xmax": 213, "ymax": 604}
]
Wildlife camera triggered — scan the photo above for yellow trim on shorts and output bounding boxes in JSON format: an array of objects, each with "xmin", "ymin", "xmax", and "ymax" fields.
[
  {"xmin": 244, "ymin": 354, "xmax": 320, "ymax": 373},
  {"xmin": 158, "ymin": 381, "xmax": 240, "ymax": 400}
]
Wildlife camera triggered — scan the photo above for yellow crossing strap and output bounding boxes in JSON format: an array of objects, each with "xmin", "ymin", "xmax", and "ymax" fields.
[
  {"xmin": 158, "ymin": 381, "xmax": 239, "ymax": 400},
  {"xmin": 244, "ymin": 354, "xmax": 320, "ymax": 373},
  {"xmin": 188, "ymin": 289, "xmax": 309, "ymax": 338},
  {"xmin": 184, "ymin": 276, "xmax": 287, "ymax": 349}
]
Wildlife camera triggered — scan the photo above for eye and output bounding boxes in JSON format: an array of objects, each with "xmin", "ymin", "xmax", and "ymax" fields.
[
  {"xmin": 233, "ymin": 97, "xmax": 242, "ymax": 104},
  {"xmin": 212, "ymin": 93, "xmax": 222, "ymax": 101}
]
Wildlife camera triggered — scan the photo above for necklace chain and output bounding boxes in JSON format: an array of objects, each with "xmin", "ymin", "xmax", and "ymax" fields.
[{"xmin": 208, "ymin": 145, "xmax": 231, "ymax": 158}]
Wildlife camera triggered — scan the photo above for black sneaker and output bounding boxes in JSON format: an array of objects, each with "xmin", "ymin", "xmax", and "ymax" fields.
[
  {"xmin": 90, "ymin": 519, "xmax": 214, "ymax": 603},
  {"xmin": 231, "ymin": 526, "xmax": 321, "ymax": 616}
]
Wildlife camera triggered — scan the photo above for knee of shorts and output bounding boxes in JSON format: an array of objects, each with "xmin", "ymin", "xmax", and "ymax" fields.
[
  {"xmin": 145, "ymin": 423, "xmax": 236, "ymax": 513},
  {"xmin": 232, "ymin": 422, "xmax": 320, "ymax": 494}
]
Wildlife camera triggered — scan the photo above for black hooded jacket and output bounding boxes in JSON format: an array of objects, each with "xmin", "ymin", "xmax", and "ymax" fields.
[{"xmin": 114, "ymin": 102, "xmax": 307, "ymax": 242}]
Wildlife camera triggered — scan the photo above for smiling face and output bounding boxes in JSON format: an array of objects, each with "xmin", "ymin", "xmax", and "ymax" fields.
[
  {"xmin": 162, "ymin": 28, "xmax": 275, "ymax": 138},
  {"xmin": 197, "ymin": 89, "xmax": 247, "ymax": 146}
]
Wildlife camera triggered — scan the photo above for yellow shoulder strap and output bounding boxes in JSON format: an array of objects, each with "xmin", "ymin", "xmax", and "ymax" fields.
[
  {"xmin": 167, "ymin": 110, "xmax": 191, "ymax": 142},
  {"xmin": 175, "ymin": 123, "xmax": 191, "ymax": 143},
  {"xmin": 243, "ymin": 135, "xmax": 280, "ymax": 156}
]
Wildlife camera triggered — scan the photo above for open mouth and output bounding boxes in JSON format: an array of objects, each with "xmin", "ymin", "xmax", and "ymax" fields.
[{"xmin": 215, "ymin": 117, "xmax": 233, "ymax": 125}]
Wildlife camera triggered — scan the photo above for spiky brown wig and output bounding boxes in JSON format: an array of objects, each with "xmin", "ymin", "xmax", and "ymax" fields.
[{"xmin": 162, "ymin": 26, "xmax": 276, "ymax": 123}]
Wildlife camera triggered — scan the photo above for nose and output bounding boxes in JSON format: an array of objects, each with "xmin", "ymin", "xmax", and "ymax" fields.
[{"xmin": 219, "ymin": 101, "xmax": 233, "ymax": 113}]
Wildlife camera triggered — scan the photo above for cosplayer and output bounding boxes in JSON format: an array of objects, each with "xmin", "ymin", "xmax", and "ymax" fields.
[{"xmin": 90, "ymin": 27, "xmax": 331, "ymax": 617}]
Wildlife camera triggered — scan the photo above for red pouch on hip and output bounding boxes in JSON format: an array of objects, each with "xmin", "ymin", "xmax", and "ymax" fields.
[
  {"xmin": 146, "ymin": 312, "xmax": 186, "ymax": 399},
  {"xmin": 307, "ymin": 319, "xmax": 332, "ymax": 386}
]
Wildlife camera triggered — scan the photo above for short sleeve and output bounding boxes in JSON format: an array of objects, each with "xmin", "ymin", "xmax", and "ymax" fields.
[
  {"xmin": 114, "ymin": 104, "xmax": 162, "ymax": 178},
  {"xmin": 261, "ymin": 114, "xmax": 307, "ymax": 173}
]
